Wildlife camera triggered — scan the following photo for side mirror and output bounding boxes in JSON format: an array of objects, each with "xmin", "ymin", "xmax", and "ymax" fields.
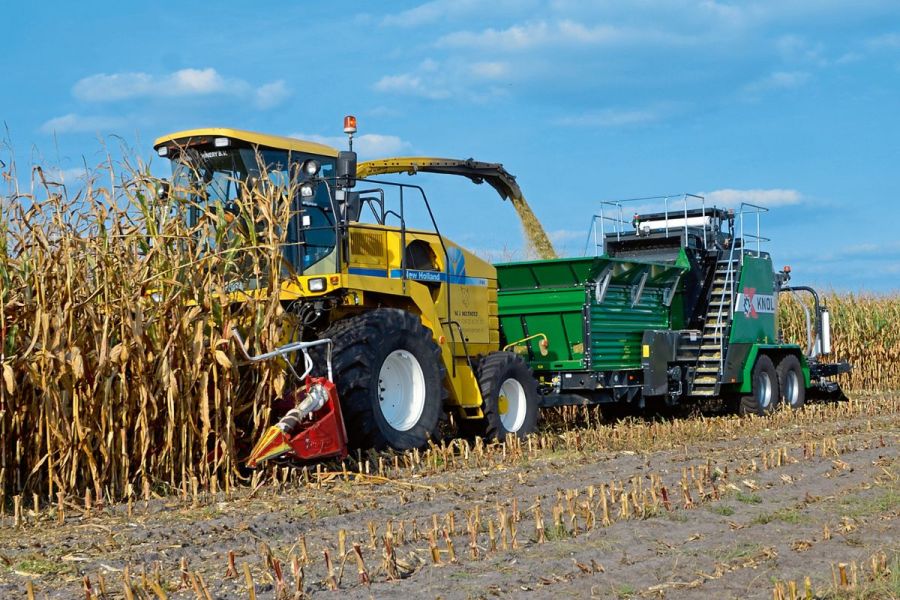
[
  {"xmin": 336, "ymin": 150, "xmax": 357, "ymax": 188},
  {"xmin": 336, "ymin": 190, "xmax": 362, "ymax": 222}
]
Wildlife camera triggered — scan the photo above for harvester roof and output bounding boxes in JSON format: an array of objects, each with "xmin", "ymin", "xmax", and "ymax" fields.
[{"xmin": 153, "ymin": 128, "xmax": 339, "ymax": 157}]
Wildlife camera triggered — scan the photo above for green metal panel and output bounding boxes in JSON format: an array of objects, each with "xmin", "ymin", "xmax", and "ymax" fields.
[
  {"xmin": 497, "ymin": 286, "xmax": 588, "ymax": 370},
  {"xmin": 496, "ymin": 257, "xmax": 595, "ymax": 370},
  {"xmin": 589, "ymin": 285, "xmax": 671, "ymax": 370},
  {"xmin": 496, "ymin": 255, "xmax": 686, "ymax": 373},
  {"xmin": 496, "ymin": 257, "xmax": 595, "ymax": 290},
  {"xmin": 729, "ymin": 254, "xmax": 778, "ymax": 345}
]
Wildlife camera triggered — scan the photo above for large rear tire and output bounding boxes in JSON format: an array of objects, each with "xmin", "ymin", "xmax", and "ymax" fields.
[
  {"xmin": 776, "ymin": 355, "xmax": 806, "ymax": 410},
  {"xmin": 319, "ymin": 309, "xmax": 445, "ymax": 451},
  {"xmin": 739, "ymin": 354, "xmax": 778, "ymax": 416},
  {"xmin": 463, "ymin": 352, "xmax": 539, "ymax": 440}
]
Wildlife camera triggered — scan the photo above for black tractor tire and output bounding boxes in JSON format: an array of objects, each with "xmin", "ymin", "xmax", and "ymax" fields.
[
  {"xmin": 317, "ymin": 309, "xmax": 446, "ymax": 451},
  {"xmin": 739, "ymin": 354, "xmax": 779, "ymax": 416},
  {"xmin": 776, "ymin": 354, "xmax": 806, "ymax": 410},
  {"xmin": 462, "ymin": 352, "xmax": 540, "ymax": 440}
]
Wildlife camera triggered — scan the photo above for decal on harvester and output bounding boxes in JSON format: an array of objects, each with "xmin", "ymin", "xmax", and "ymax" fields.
[
  {"xmin": 447, "ymin": 247, "xmax": 466, "ymax": 277},
  {"xmin": 734, "ymin": 288, "xmax": 775, "ymax": 318}
]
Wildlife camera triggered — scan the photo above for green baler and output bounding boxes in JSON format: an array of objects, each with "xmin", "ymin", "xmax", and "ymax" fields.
[{"xmin": 496, "ymin": 202, "xmax": 850, "ymax": 414}]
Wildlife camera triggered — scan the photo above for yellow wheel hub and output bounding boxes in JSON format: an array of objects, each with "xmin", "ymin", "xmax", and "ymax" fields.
[{"xmin": 498, "ymin": 394, "xmax": 509, "ymax": 415}]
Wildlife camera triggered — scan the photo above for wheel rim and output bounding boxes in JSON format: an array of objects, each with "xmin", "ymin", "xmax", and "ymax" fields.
[
  {"xmin": 378, "ymin": 350, "xmax": 426, "ymax": 431},
  {"xmin": 784, "ymin": 370, "xmax": 800, "ymax": 408},
  {"xmin": 755, "ymin": 371, "xmax": 773, "ymax": 410},
  {"xmin": 498, "ymin": 378, "xmax": 527, "ymax": 433}
]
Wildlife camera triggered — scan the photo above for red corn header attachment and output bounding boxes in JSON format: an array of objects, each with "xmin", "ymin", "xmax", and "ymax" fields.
[{"xmin": 232, "ymin": 330, "xmax": 349, "ymax": 467}]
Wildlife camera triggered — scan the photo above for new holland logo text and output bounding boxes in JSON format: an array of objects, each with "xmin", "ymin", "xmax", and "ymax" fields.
[{"xmin": 734, "ymin": 288, "xmax": 775, "ymax": 318}]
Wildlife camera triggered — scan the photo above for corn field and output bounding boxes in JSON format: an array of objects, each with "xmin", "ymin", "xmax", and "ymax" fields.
[
  {"xmin": 0, "ymin": 158, "xmax": 897, "ymax": 504},
  {"xmin": 1, "ymin": 159, "xmax": 295, "ymax": 504},
  {"xmin": 779, "ymin": 292, "xmax": 900, "ymax": 391}
]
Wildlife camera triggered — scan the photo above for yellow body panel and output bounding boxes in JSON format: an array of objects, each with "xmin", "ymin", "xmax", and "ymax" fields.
[
  {"xmin": 338, "ymin": 222, "xmax": 498, "ymax": 411},
  {"xmin": 153, "ymin": 128, "xmax": 339, "ymax": 157},
  {"xmin": 264, "ymin": 220, "xmax": 497, "ymax": 413}
]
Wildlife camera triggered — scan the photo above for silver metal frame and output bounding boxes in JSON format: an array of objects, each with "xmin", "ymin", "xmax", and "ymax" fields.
[
  {"xmin": 736, "ymin": 202, "xmax": 770, "ymax": 261},
  {"xmin": 230, "ymin": 328, "xmax": 333, "ymax": 382}
]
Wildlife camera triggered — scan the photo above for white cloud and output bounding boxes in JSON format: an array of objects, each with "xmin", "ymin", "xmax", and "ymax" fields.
[
  {"xmin": 835, "ymin": 52, "xmax": 863, "ymax": 65},
  {"xmin": 39, "ymin": 113, "xmax": 128, "ymax": 134},
  {"xmin": 381, "ymin": 0, "xmax": 536, "ymax": 27},
  {"xmin": 373, "ymin": 58, "xmax": 508, "ymax": 102},
  {"xmin": 469, "ymin": 61, "xmax": 510, "ymax": 79},
  {"xmin": 743, "ymin": 70, "xmax": 810, "ymax": 94},
  {"xmin": 840, "ymin": 240, "xmax": 900, "ymax": 257},
  {"xmin": 554, "ymin": 107, "xmax": 664, "ymax": 128},
  {"xmin": 290, "ymin": 133, "xmax": 412, "ymax": 159},
  {"xmin": 775, "ymin": 35, "xmax": 826, "ymax": 65},
  {"xmin": 373, "ymin": 73, "xmax": 451, "ymax": 100},
  {"xmin": 382, "ymin": 0, "xmax": 473, "ymax": 27},
  {"xmin": 703, "ymin": 188, "xmax": 804, "ymax": 207},
  {"xmin": 254, "ymin": 80, "xmax": 290, "ymax": 109},
  {"xmin": 437, "ymin": 20, "xmax": 691, "ymax": 51},
  {"xmin": 40, "ymin": 167, "xmax": 89, "ymax": 183},
  {"xmin": 866, "ymin": 32, "xmax": 900, "ymax": 50},
  {"xmin": 366, "ymin": 106, "xmax": 403, "ymax": 118},
  {"xmin": 73, "ymin": 68, "xmax": 226, "ymax": 101},
  {"xmin": 71, "ymin": 67, "xmax": 290, "ymax": 109}
]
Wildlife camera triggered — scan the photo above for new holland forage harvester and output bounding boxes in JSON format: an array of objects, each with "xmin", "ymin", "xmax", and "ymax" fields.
[{"xmin": 152, "ymin": 117, "xmax": 850, "ymax": 467}]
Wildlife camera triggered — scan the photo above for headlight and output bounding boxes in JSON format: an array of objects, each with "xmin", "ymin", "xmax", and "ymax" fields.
[
  {"xmin": 300, "ymin": 182, "xmax": 315, "ymax": 197},
  {"xmin": 307, "ymin": 277, "xmax": 326, "ymax": 292},
  {"xmin": 302, "ymin": 159, "xmax": 320, "ymax": 177}
]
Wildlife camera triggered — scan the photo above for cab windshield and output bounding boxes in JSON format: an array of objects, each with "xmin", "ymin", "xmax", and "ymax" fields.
[{"xmin": 168, "ymin": 146, "xmax": 338, "ymax": 275}]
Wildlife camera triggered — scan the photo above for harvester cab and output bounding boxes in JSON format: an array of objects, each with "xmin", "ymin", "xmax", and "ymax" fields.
[{"xmin": 153, "ymin": 118, "xmax": 545, "ymax": 466}]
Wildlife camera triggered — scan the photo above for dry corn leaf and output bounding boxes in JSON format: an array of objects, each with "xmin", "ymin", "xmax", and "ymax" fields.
[
  {"xmin": 214, "ymin": 350, "xmax": 232, "ymax": 370},
  {"xmin": 2, "ymin": 362, "xmax": 14, "ymax": 394},
  {"xmin": 69, "ymin": 347, "xmax": 84, "ymax": 380},
  {"xmin": 109, "ymin": 343, "xmax": 129, "ymax": 365}
]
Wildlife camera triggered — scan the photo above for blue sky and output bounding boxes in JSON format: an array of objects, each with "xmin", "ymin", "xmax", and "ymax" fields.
[{"xmin": 1, "ymin": 0, "xmax": 899, "ymax": 291}]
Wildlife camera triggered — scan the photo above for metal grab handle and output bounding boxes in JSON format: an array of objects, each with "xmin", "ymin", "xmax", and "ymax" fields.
[{"xmin": 230, "ymin": 328, "xmax": 333, "ymax": 382}]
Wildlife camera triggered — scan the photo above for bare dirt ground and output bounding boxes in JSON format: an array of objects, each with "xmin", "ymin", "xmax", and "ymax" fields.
[{"xmin": 1, "ymin": 394, "xmax": 897, "ymax": 599}]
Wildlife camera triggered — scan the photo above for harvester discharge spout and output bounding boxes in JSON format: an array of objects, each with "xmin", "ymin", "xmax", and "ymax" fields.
[{"xmin": 357, "ymin": 157, "xmax": 558, "ymax": 259}]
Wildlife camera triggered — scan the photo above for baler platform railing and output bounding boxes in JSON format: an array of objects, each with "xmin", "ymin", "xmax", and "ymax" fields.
[
  {"xmin": 583, "ymin": 193, "xmax": 712, "ymax": 256},
  {"xmin": 737, "ymin": 202, "xmax": 770, "ymax": 259}
]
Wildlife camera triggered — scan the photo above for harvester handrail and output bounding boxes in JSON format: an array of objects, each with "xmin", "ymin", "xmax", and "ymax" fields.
[
  {"xmin": 353, "ymin": 176, "xmax": 463, "ymax": 376},
  {"xmin": 230, "ymin": 328, "xmax": 333, "ymax": 382}
]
